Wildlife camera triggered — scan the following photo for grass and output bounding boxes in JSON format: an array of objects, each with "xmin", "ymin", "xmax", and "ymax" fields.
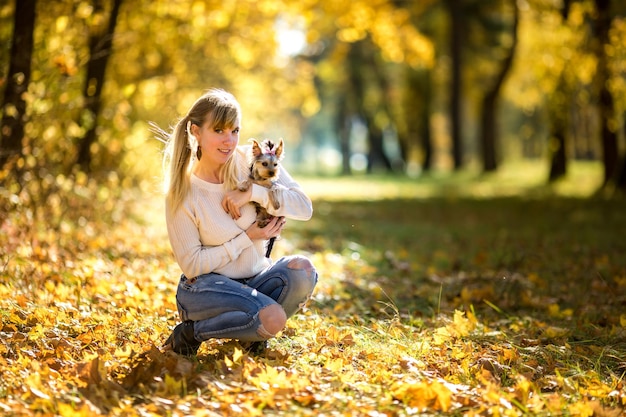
[
  {"xmin": 1, "ymin": 160, "xmax": 625, "ymax": 416},
  {"xmin": 297, "ymin": 160, "xmax": 606, "ymax": 200}
]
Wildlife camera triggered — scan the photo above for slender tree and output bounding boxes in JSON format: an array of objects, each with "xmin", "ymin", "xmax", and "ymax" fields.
[
  {"xmin": 76, "ymin": 0, "xmax": 124, "ymax": 171},
  {"xmin": 547, "ymin": 78, "xmax": 568, "ymax": 182},
  {"xmin": 547, "ymin": 3, "xmax": 573, "ymax": 182},
  {"xmin": 404, "ymin": 68, "xmax": 433, "ymax": 172},
  {"xmin": 337, "ymin": 93, "xmax": 352, "ymax": 175},
  {"xmin": 446, "ymin": 0, "xmax": 464, "ymax": 170},
  {"xmin": 0, "ymin": 0, "xmax": 37, "ymax": 170},
  {"xmin": 479, "ymin": 0, "xmax": 519, "ymax": 172},
  {"xmin": 347, "ymin": 40, "xmax": 392, "ymax": 173},
  {"xmin": 617, "ymin": 129, "xmax": 626, "ymax": 191},
  {"xmin": 593, "ymin": 0, "xmax": 619, "ymax": 188}
]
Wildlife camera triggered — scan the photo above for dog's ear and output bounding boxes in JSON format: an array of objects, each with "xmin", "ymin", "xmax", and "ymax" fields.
[
  {"xmin": 275, "ymin": 138, "xmax": 284, "ymax": 160},
  {"xmin": 249, "ymin": 138, "xmax": 262, "ymax": 157}
]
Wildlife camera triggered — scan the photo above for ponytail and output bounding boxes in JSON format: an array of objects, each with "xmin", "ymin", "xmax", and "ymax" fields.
[{"xmin": 163, "ymin": 116, "xmax": 194, "ymax": 213}]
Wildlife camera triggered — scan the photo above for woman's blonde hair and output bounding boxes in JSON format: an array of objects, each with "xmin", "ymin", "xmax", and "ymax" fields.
[{"xmin": 159, "ymin": 88, "xmax": 242, "ymax": 213}]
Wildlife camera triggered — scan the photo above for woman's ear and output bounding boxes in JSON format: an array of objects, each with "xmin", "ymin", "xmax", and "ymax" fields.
[{"xmin": 190, "ymin": 123, "xmax": 200, "ymax": 138}]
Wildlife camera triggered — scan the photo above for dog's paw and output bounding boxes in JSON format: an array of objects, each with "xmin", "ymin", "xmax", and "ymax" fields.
[
  {"xmin": 238, "ymin": 181, "xmax": 250, "ymax": 192},
  {"xmin": 268, "ymin": 195, "xmax": 280, "ymax": 210},
  {"xmin": 268, "ymin": 187, "xmax": 281, "ymax": 210}
]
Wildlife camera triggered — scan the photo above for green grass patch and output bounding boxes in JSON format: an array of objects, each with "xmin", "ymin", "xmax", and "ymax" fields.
[{"xmin": 298, "ymin": 160, "xmax": 605, "ymax": 200}]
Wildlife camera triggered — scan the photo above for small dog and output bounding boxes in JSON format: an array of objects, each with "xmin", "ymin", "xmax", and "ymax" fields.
[{"xmin": 238, "ymin": 138, "xmax": 284, "ymax": 257}]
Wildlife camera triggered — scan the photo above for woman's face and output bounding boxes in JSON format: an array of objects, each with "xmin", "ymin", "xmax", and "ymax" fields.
[{"xmin": 192, "ymin": 117, "xmax": 240, "ymax": 167}]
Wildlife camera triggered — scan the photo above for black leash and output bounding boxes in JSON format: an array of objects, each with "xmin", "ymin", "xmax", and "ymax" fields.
[{"xmin": 265, "ymin": 236, "xmax": 276, "ymax": 258}]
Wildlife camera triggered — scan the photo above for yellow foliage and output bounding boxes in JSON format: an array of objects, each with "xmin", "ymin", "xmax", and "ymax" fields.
[
  {"xmin": 2, "ymin": 170, "xmax": 626, "ymax": 416},
  {"xmin": 568, "ymin": 400, "xmax": 596, "ymax": 417},
  {"xmin": 391, "ymin": 379, "xmax": 453, "ymax": 411}
]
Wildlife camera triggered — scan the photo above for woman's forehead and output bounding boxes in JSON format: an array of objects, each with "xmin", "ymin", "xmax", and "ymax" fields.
[{"xmin": 207, "ymin": 107, "xmax": 239, "ymax": 127}]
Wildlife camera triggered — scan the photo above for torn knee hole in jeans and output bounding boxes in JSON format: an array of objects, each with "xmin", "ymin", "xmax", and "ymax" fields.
[
  {"xmin": 256, "ymin": 323, "xmax": 275, "ymax": 339},
  {"xmin": 287, "ymin": 258, "xmax": 314, "ymax": 275},
  {"xmin": 298, "ymin": 291, "xmax": 314, "ymax": 311}
]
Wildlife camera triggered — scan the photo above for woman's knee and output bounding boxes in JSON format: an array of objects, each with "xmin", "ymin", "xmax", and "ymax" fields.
[
  {"xmin": 257, "ymin": 304, "xmax": 287, "ymax": 339},
  {"xmin": 287, "ymin": 255, "xmax": 315, "ymax": 275},
  {"xmin": 287, "ymin": 256, "xmax": 317, "ymax": 294}
]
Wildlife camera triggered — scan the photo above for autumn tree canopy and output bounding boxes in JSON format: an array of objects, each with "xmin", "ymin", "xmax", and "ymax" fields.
[
  {"xmin": 0, "ymin": 0, "xmax": 625, "ymax": 192},
  {"xmin": 1, "ymin": 2, "xmax": 626, "ymax": 415}
]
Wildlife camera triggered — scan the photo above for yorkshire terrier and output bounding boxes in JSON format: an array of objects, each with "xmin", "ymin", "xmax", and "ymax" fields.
[{"xmin": 238, "ymin": 138, "xmax": 284, "ymax": 257}]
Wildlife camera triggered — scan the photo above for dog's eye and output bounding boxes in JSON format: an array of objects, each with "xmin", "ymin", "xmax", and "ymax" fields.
[
  {"xmin": 273, "ymin": 163, "xmax": 278, "ymax": 167},
  {"xmin": 262, "ymin": 162, "xmax": 268, "ymax": 167}
]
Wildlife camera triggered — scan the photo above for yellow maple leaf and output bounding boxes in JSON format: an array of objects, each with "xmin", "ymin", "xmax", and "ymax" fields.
[
  {"xmin": 232, "ymin": 347, "xmax": 243, "ymax": 363},
  {"xmin": 325, "ymin": 357, "xmax": 345, "ymax": 374},
  {"xmin": 543, "ymin": 326, "xmax": 569, "ymax": 338},
  {"xmin": 433, "ymin": 326, "xmax": 452, "ymax": 345},
  {"xmin": 568, "ymin": 400, "xmax": 595, "ymax": 417},
  {"xmin": 434, "ymin": 310, "xmax": 477, "ymax": 343},
  {"xmin": 57, "ymin": 402, "xmax": 94, "ymax": 417},
  {"xmin": 392, "ymin": 380, "xmax": 452, "ymax": 411},
  {"xmin": 163, "ymin": 373, "xmax": 185, "ymax": 396}
]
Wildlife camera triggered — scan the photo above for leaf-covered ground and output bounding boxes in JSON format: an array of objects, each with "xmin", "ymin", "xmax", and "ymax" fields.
[{"xmin": 1, "ymin": 168, "xmax": 625, "ymax": 416}]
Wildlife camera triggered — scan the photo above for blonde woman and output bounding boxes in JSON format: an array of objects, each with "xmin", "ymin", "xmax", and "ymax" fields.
[{"xmin": 159, "ymin": 88, "xmax": 317, "ymax": 355}]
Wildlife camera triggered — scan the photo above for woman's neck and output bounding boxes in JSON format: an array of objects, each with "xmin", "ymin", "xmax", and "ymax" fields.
[{"xmin": 193, "ymin": 163, "xmax": 223, "ymax": 184}]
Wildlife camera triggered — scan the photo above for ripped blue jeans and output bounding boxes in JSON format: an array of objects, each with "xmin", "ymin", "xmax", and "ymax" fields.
[{"xmin": 175, "ymin": 255, "xmax": 318, "ymax": 342}]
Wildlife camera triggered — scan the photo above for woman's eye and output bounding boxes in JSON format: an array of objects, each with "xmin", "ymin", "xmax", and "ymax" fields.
[
  {"xmin": 233, "ymin": 128, "xmax": 240, "ymax": 134},
  {"xmin": 214, "ymin": 128, "xmax": 223, "ymax": 133}
]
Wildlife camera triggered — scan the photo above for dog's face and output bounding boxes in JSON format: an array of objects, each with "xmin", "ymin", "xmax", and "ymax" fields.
[{"xmin": 250, "ymin": 139, "xmax": 284, "ymax": 181}]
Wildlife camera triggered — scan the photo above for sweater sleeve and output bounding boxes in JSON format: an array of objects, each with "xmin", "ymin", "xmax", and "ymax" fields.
[
  {"xmin": 249, "ymin": 166, "xmax": 313, "ymax": 221},
  {"xmin": 165, "ymin": 199, "xmax": 254, "ymax": 278}
]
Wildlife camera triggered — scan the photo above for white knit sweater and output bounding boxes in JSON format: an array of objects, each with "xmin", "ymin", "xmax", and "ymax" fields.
[{"xmin": 165, "ymin": 146, "xmax": 313, "ymax": 279}]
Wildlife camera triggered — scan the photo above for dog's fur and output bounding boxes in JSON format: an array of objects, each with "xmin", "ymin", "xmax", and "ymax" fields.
[{"xmin": 238, "ymin": 138, "xmax": 284, "ymax": 257}]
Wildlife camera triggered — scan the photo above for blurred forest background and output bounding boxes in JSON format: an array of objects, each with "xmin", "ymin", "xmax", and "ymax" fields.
[
  {"xmin": 1, "ymin": 0, "xmax": 626, "ymax": 210},
  {"xmin": 2, "ymin": 2, "xmax": 626, "ymax": 414}
]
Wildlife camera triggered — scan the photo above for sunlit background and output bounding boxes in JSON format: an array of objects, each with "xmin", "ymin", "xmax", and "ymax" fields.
[{"xmin": 0, "ymin": 0, "xmax": 625, "ymax": 192}]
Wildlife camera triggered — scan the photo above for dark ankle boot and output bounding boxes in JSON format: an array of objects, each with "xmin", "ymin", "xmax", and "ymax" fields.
[{"xmin": 164, "ymin": 321, "xmax": 202, "ymax": 356}]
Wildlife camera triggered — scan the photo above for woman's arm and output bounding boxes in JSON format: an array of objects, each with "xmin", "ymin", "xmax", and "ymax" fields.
[{"xmin": 166, "ymin": 201, "xmax": 253, "ymax": 278}]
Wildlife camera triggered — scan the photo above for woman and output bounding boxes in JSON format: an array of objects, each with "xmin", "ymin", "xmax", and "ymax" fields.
[{"xmin": 160, "ymin": 88, "xmax": 317, "ymax": 355}]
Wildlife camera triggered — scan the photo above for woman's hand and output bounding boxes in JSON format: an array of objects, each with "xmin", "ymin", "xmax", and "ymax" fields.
[
  {"xmin": 245, "ymin": 217, "xmax": 286, "ymax": 240},
  {"xmin": 222, "ymin": 187, "xmax": 252, "ymax": 219}
]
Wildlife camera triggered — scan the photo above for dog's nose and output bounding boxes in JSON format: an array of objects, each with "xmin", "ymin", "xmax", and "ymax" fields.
[{"xmin": 268, "ymin": 170, "xmax": 275, "ymax": 176}]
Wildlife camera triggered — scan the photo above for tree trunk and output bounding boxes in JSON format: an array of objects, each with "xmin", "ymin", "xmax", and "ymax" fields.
[
  {"xmin": 616, "ymin": 155, "xmax": 626, "ymax": 192},
  {"xmin": 76, "ymin": 0, "xmax": 124, "ymax": 171},
  {"xmin": 548, "ymin": 130, "xmax": 567, "ymax": 182},
  {"xmin": 415, "ymin": 69, "xmax": 433, "ymax": 171},
  {"xmin": 0, "ymin": 0, "xmax": 37, "ymax": 170},
  {"xmin": 616, "ymin": 116, "xmax": 626, "ymax": 192},
  {"xmin": 364, "ymin": 114, "xmax": 391, "ymax": 173},
  {"xmin": 406, "ymin": 68, "xmax": 433, "ymax": 172},
  {"xmin": 547, "ymin": 72, "xmax": 569, "ymax": 182},
  {"xmin": 420, "ymin": 81, "xmax": 433, "ymax": 172},
  {"xmin": 480, "ymin": 0, "xmax": 519, "ymax": 173},
  {"xmin": 447, "ymin": 0, "xmax": 464, "ymax": 170},
  {"xmin": 593, "ymin": 0, "xmax": 619, "ymax": 187},
  {"xmin": 337, "ymin": 95, "xmax": 351, "ymax": 175},
  {"xmin": 547, "ymin": 2, "xmax": 574, "ymax": 183},
  {"xmin": 347, "ymin": 41, "xmax": 392, "ymax": 173}
]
